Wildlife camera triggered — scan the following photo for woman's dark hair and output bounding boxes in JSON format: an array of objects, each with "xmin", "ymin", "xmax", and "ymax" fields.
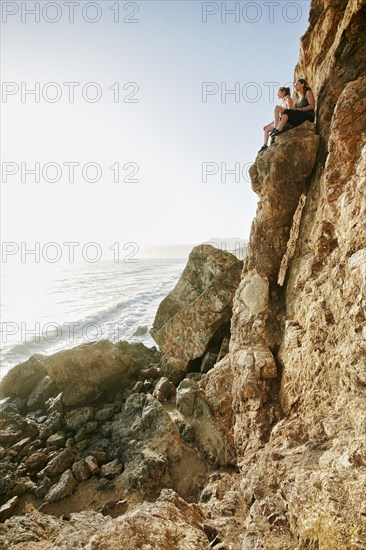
[
  {"xmin": 279, "ymin": 86, "xmax": 291, "ymax": 97},
  {"xmin": 297, "ymin": 78, "xmax": 311, "ymax": 94}
]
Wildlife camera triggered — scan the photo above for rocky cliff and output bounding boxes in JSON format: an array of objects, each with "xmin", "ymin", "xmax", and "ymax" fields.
[{"xmin": 0, "ymin": 0, "xmax": 365, "ymax": 548}]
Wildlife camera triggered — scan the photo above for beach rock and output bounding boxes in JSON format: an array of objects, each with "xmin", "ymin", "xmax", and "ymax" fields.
[
  {"xmin": 64, "ymin": 407, "xmax": 94, "ymax": 432},
  {"xmin": 46, "ymin": 431, "xmax": 65, "ymax": 448},
  {"xmin": 100, "ymin": 459, "xmax": 123, "ymax": 479},
  {"xmin": 26, "ymin": 376, "xmax": 58, "ymax": 411},
  {"xmin": 153, "ymin": 376, "xmax": 176, "ymax": 402},
  {"xmin": 176, "ymin": 379, "xmax": 236, "ymax": 467},
  {"xmin": 85, "ymin": 455, "xmax": 99, "ymax": 475},
  {"xmin": 45, "ymin": 392, "xmax": 63, "ymax": 415},
  {"xmin": 34, "ymin": 476, "xmax": 52, "ymax": 499},
  {"xmin": 38, "ymin": 449, "xmax": 74, "ymax": 479},
  {"xmin": 101, "ymin": 499, "xmax": 128, "ymax": 518},
  {"xmin": 72, "ymin": 459, "xmax": 92, "ymax": 482},
  {"xmin": 95, "ymin": 405, "xmax": 115, "ymax": 422},
  {"xmin": 0, "ymin": 355, "xmax": 47, "ymax": 400},
  {"xmin": 38, "ymin": 411, "xmax": 62, "ymax": 441},
  {"xmin": 150, "ymin": 244, "xmax": 243, "ymax": 382},
  {"xmin": 200, "ymin": 351, "xmax": 218, "ymax": 373},
  {"xmin": 44, "ymin": 469, "xmax": 77, "ymax": 503},
  {"xmin": 0, "ymin": 413, "xmax": 39, "ymax": 447},
  {"xmin": 0, "ymin": 492, "xmax": 209, "ymax": 549},
  {"xmin": 0, "ymin": 496, "xmax": 19, "ymax": 523},
  {"xmin": 23, "ymin": 451, "xmax": 48, "ymax": 474},
  {"xmin": 44, "ymin": 340, "xmax": 148, "ymax": 406},
  {"xmin": 115, "ymin": 341, "xmax": 160, "ymax": 368}
]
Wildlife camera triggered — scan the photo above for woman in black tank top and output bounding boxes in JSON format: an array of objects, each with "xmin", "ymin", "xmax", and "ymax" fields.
[{"xmin": 270, "ymin": 79, "xmax": 315, "ymax": 143}]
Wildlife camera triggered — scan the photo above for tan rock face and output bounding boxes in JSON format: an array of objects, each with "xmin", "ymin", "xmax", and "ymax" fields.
[
  {"xmin": 44, "ymin": 341, "xmax": 140, "ymax": 406},
  {"xmin": 151, "ymin": 244, "xmax": 243, "ymax": 382},
  {"xmin": 201, "ymin": 1, "xmax": 366, "ymax": 548}
]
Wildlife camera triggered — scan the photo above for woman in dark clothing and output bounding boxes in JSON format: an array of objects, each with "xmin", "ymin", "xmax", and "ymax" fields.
[{"xmin": 270, "ymin": 79, "xmax": 315, "ymax": 143}]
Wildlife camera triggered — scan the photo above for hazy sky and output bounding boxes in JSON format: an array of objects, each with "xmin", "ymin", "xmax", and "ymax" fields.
[{"xmin": 1, "ymin": 0, "xmax": 311, "ymax": 255}]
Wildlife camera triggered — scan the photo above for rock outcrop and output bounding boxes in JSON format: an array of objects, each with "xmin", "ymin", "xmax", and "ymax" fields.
[
  {"xmin": 203, "ymin": 1, "xmax": 366, "ymax": 547},
  {"xmin": 150, "ymin": 244, "xmax": 243, "ymax": 382}
]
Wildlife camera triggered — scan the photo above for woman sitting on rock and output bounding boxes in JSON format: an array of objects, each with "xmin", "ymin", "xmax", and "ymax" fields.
[
  {"xmin": 270, "ymin": 79, "xmax": 315, "ymax": 143},
  {"xmin": 259, "ymin": 87, "xmax": 294, "ymax": 153}
]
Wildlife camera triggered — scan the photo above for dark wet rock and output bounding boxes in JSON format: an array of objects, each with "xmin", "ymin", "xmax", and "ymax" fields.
[{"xmin": 95, "ymin": 406, "xmax": 115, "ymax": 422}]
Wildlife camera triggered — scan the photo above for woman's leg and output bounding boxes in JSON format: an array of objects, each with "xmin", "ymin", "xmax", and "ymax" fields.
[
  {"xmin": 276, "ymin": 113, "xmax": 289, "ymax": 131},
  {"xmin": 274, "ymin": 106, "xmax": 281, "ymax": 126},
  {"xmin": 263, "ymin": 122, "xmax": 274, "ymax": 145}
]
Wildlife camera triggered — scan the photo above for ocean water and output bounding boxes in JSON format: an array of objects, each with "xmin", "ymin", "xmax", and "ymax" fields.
[{"xmin": 0, "ymin": 258, "xmax": 187, "ymax": 379}]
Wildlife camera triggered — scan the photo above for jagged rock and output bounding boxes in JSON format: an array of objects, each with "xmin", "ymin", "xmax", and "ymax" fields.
[
  {"xmin": 150, "ymin": 244, "xmax": 243, "ymax": 382},
  {"xmin": 115, "ymin": 341, "xmax": 160, "ymax": 368},
  {"xmin": 34, "ymin": 476, "xmax": 52, "ymax": 499},
  {"xmin": 0, "ymin": 493, "xmax": 209, "ymax": 548},
  {"xmin": 176, "ymin": 379, "xmax": 236, "ymax": 467},
  {"xmin": 45, "ymin": 392, "xmax": 63, "ymax": 415},
  {"xmin": 86, "ymin": 420, "xmax": 98, "ymax": 433},
  {"xmin": 0, "ymin": 355, "xmax": 47, "ymax": 399},
  {"xmin": 87, "ymin": 450, "xmax": 107, "ymax": 465},
  {"xmin": 96, "ymin": 478, "xmax": 115, "ymax": 491},
  {"xmin": 84, "ymin": 456, "xmax": 100, "ymax": 476},
  {"xmin": 26, "ymin": 376, "xmax": 58, "ymax": 411},
  {"xmin": 101, "ymin": 499, "xmax": 128, "ymax": 517},
  {"xmin": 100, "ymin": 459, "xmax": 123, "ymax": 479},
  {"xmin": 38, "ymin": 411, "xmax": 62, "ymax": 441},
  {"xmin": 0, "ymin": 413, "xmax": 38, "ymax": 447},
  {"xmin": 111, "ymin": 393, "xmax": 207, "ymax": 499},
  {"xmin": 153, "ymin": 376, "xmax": 176, "ymax": 402},
  {"xmin": 23, "ymin": 451, "xmax": 48, "ymax": 474},
  {"xmin": 72, "ymin": 459, "xmax": 92, "ymax": 482},
  {"xmin": 95, "ymin": 405, "xmax": 115, "ymax": 422},
  {"xmin": 0, "ymin": 496, "xmax": 19, "ymax": 523},
  {"xmin": 44, "ymin": 469, "xmax": 77, "ymax": 503},
  {"xmin": 11, "ymin": 437, "xmax": 31, "ymax": 454},
  {"xmin": 44, "ymin": 340, "xmax": 148, "ymax": 406},
  {"xmin": 200, "ymin": 351, "xmax": 218, "ymax": 373},
  {"xmin": 64, "ymin": 407, "xmax": 94, "ymax": 432},
  {"xmin": 38, "ymin": 449, "xmax": 74, "ymax": 479},
  {"xmin": 46, "ymin": 431, "xmax": 65, "ymax": 448}
]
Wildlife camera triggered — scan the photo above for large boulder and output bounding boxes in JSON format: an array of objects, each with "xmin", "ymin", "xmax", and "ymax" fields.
[
  {"xmin": 0, "ymin": 355, "xmax": 47, "ymax": 400},
  {"xmin": 44, "ymin": 340, "xmax": 158, "ymax": 406},
  {"xmin": 150, "ymin": 244, "xmax": 243, "ymax": 382}
]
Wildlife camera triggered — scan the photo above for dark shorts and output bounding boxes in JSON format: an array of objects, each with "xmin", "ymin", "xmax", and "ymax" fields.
[{"xmin": 283, "ymin": 109, "xmax": 315, "ymax": 126}]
